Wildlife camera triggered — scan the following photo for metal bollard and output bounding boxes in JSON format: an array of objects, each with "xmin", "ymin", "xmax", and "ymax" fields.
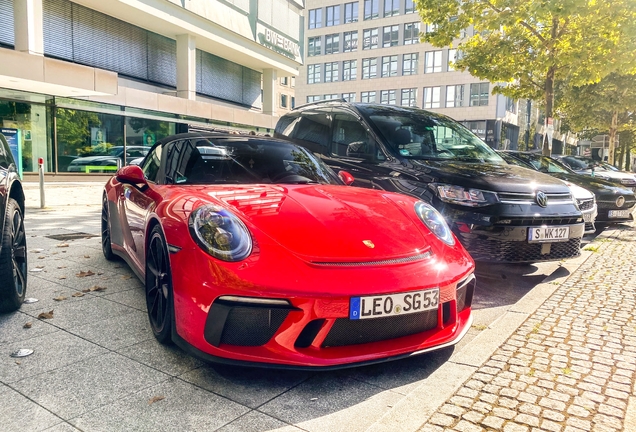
[{"xmin": 38, "ymin": 157, "xmax": 45, "ymax": 209}]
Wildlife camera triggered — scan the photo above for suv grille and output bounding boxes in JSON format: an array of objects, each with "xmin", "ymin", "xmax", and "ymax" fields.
[
  {"xmin": 577, "ymin": 199, "xmax": 595, "ymax": 211},
  {"xmin": 597, "ymin": 199, "xmax": 636, "ymax": 210},
  {"xmin": 498, "ymin": 192, "xmax": 572, "ymax": 204},
  {"xmin": 322, "ymin": 309, "xmax": 438, "ymax": 348}
]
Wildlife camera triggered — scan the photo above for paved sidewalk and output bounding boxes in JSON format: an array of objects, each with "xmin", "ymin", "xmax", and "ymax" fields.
[{"xmin": 419, "ymin": 225, "xmax": 636, "ymax": 432}]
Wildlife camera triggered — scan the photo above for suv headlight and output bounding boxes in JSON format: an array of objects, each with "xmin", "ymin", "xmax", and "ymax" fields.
[
  {"xmin": 414, "ymin": 201, "xmax": 455, "ymax": 246},
  {"xmin": 433, "ymin": 184, "xmax": 499, "ymax": 207},
  {"xmin": 189, "ymin": 205, "xmax": 252, "ymax": 262}
]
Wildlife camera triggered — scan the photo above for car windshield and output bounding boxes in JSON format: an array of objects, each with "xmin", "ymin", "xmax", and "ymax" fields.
[
  {"xmin": 517, "ymin": 154, "xmax": 571, "ymax": 174},
  {"xmin": 166, "ymin": 137, "xmax": 341, "ymax": 185},
  {"xmin": 358, "ymin": 105, "xmax": 505, "ymax": 164},
  {"xmin": 598, "ymin": 162, "xmax": 619, "ymax": 171}
]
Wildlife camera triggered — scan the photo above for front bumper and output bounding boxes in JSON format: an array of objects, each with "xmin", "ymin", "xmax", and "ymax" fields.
[
  {"xmin": 595, "ymin": 202, "xmax": 635, "ymax": 223},
  {"xmin": 455, "ymin": 222, "xmax": 585, "ymax": 263},
  {"xmin": 168, "ymin": 244, "xmax": 475, "ymax": 368}
]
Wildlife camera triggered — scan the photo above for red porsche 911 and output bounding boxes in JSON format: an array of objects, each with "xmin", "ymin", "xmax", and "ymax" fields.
[{"xmin": 102, "ymin": 133, "xmax": 476, "ymax": 369}]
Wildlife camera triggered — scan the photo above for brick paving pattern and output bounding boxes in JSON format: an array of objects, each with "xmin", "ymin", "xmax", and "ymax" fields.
[{"xmin": 420, "ymin": 225, "xmax": 636, "ymax": 432}]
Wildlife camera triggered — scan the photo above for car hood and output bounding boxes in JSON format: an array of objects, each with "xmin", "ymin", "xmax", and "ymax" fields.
[
  {"xmin": 408, "ymin": 160, "xmax": 572, "ymax": 194},
  {"xmin": 574, "ymin": 168, "xmax": 635, "ymax": 181},
  {"xmin": 190, "ymin": 184, "xmax": 434, "ymax": 261},
  {"xmin": 549, "ymin": 172, "xmax": 634, "ymax": 196}
]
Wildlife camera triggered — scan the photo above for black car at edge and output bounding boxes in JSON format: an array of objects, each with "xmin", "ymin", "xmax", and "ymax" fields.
[
  {"xmin": 0, "ymin": 132, "xmax": 27, "ymax": 312},
  {"xmin": 499, "ymin": 151, "xmax": 636, "ymax": 226},
  {"xmin": 275, "ymin": 102, "xmax": 585, "ymax": 263}
]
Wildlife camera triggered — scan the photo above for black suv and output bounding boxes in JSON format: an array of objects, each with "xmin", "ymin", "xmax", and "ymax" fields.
[
  {"xmin": 275, "ymin": 102, "xmax": 584, "ymax": 263},
  {"xmin": 0, "ymin": 133, "xmax": 27, "ymax": 312}
]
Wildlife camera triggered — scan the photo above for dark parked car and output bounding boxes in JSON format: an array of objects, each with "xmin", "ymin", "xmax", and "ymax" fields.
[
  {"xmin": 554, "ymin": 155, "xmax": 636, "ymax": 190},
  {"xmin": 499, "ymin": 151, "xmax": 635, "ymax": 227},
  {"xmin": 67, "ymin": 146, "xmax": 150, "ymax": 173},
  {"xmin": 0, "ymin": 133, "xmax": 27, "ymax": 312},
  {"xmin": 275, "ymin": 102, "xmax": 585, "ymax": 263}
]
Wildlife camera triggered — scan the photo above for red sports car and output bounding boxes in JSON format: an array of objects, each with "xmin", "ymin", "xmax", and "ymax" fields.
[{"xmin": 102, "ymin": 133, "xmax": 475, "ymax": 368}]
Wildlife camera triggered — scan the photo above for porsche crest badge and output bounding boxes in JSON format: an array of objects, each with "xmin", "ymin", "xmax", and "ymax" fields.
[{"xmin": 363, "ymin": 240, "xmax": 375, "ymax": 248}]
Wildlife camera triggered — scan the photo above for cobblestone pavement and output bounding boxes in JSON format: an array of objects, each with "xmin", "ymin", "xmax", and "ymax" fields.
[{"xmin": 420, "ymin": 224, "xmax": 636, "ymax": 432}]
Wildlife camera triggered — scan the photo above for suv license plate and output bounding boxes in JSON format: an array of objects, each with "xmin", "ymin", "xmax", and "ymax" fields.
[
  {"xmin": 349, "ymin": 289, "xmax": 439, "ymax": 320},
  {"xmin": 528, "ymin": 226, "xmax": 570, "ymax": 243},
  {"xmin": 608, "ymin": 210, "xmax": 629, "ymax": 218}
]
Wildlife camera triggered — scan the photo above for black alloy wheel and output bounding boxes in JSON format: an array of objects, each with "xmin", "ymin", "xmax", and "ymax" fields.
[
  {"xmin": 145, "ymin": 225, "xmax": 173, "ymax": 344},
  {"xmin": 101, "ymin": 194, "xmax": 116, "ymax": 261},
  {"xmin": 0, "ymin": 198, "xmax": 27, "ymax": 312}
]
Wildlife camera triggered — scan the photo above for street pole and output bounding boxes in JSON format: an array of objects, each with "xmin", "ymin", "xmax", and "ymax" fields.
[{"xmin": 38, "ymin": 157, "xmax": 45, "ymax": 209}]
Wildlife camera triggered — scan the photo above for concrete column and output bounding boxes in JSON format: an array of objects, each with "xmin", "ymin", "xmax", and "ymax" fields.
[
  {"xmin": 262, "ymin": 68, "xmax": 277, "ymax": 116},
  {"xmin": 176, "ymin": 34, "xmax": 196, "ymax": 100},
  {"xmin": 13, "ymin": 0, "xmax": 44, "ymax": 55}
]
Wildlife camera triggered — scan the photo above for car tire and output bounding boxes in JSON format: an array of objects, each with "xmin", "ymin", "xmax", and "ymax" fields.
[
  {"xmin": 101, "ymin": 194, "xmax": 117, "ymax": 261},
  {"xmin": 0, "ymin": 198, "xmax": 28, "ymax": 313},
  {"xmin": 145, "ymin": 224, "xmax": 174, "ymax": 345}
]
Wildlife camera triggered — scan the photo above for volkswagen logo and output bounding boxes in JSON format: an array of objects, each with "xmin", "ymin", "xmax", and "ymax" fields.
[
  {"xmin": 616, "ymin": 196, "xmax": 625, "ymax": 208},
  {"xmin": 535, "ymin": 191, "xmax": 548, "ymax": 207}
]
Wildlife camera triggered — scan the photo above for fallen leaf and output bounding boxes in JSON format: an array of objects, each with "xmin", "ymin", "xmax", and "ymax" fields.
[
  {"xmin": 89, "ymin": 285, "xmax": 107, "ymax": 292},
  {"xmin": 121, "ymin": 275, "xmax": 132, "ymax": 280},
  {"xmin": 15, "ymin": 361, "xmax": 21, "ymax": 365},
  {"xmin": 37, "ymin": 256, "xmax": 46, "ymax": 260},
  {"xmin": 81, "ymin": 289, "xmax": 91, "ymax": 293},
  {"xmin": 31, "ymin": 248, "xmax": 44, "ymax": 253},
  {"xmin": 84, "ymin": 255, "xmax": 90, "ymax": 258},
  {"xmin": 310, "ymin": 397, "xmax": 318, "ymax": 401},
  {"xmin": 97, "ymin": 272, "xmax": 104, "ymax": 276},
  {"xmin": 76, "ymin": 270, "xmax": 95, "ymax": 278},
  {"xmin": 23, "ymin": 322, "xmax": 32, "ymax": 329},
  {"xmin": 72, "ymin": 292, "xmax": 85, "ymax": 298},
  {"xmin": 30, "ymin": 268, "xmax": 44, "ymax": 273},
  {"xmin": 148, "ymin": 396, "xmax": 165, "ymax": 405},
  {"xmin": 59, "ymin": 276, "xmax": 67, "ymax": 280},
  {"xmin": 57, "ymin": 266, "xmax": 66, "ymax": 269},
  {"xmin": 38, "ymin": 310, "xmax": 54, "ymax": 319},
  {"xmin": 53, "ymin": 296, "xmax": 68, "ymax": 302},
  {"xmin": 57, "ymin": 243, "xmax": 69, "ymax": 248}
]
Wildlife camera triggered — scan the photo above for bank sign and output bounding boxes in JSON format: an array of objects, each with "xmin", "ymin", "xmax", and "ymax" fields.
[{"xmin": 256, "ymin": 24, "xmax": 302, "ymax": 63}]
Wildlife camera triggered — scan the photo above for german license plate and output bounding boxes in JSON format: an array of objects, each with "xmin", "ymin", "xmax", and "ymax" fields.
[
  {"xmin": 349, "ymin": 289, "xmax": 439, "ymax": 320},
  {"xmin": 583, "ymin": 212, "xmax": 593, "ymax": 222},
  {"xmin": 608, "ymin": 210, "xmax": 629, "ymax": 218},
  {"xmin": 528, "ymin": 226, "xmax": 570, "ymax": 243}
]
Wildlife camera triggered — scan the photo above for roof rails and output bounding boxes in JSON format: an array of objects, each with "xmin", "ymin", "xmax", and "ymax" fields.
[{"xmin": 292, "ymin": 98, "xmax": 349, "ymax": 111}]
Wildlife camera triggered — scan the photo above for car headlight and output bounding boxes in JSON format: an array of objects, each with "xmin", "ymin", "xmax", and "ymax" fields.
[
  {"xmin": 414, "ymin": 201, "xmax": 455, "ymax": 246},
  {"xmin": 433, "ymin": 184, "xmax": 499, "ymax": 207},
  {"xmin": 189, "ymin": 205, "xmax": 252, "ymax": 262}
]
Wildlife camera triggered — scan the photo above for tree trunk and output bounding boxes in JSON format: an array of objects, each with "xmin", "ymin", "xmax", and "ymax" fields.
[
  {"xmin": 607, "ymin": 111, "xmax": 618, "ymax": 165},
  {"xmin": 542, "ymin": 66, "xmax": 556, "ymax": 156},
  {"xmin": 617, "ymin": 138, "xmax": 625, "ymax": 170}
]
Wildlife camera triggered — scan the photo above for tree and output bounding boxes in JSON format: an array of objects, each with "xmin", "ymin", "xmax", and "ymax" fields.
[
  {"xmin": 558, "ymin": 73, "xmax": 636, "ymax": 165},
  {"xmin": 416, "ymin": 0, "xmax": 636, "ymax": 155}
]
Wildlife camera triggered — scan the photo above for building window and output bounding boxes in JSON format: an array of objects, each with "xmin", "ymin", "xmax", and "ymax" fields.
[
  {"xmin": 382, "ymin": 25, "xmax": 399, "ymax": 47},
  {"xmin": 291, "ymin": 77, "xmax": 296, "ymax": 87},
  {"xmin": 364, "ymin": 0, "xmax": 379, "ymax": 20},
  {"xmin": 307, "ymin": 95, "xmax": 322, "ymax": 103},
  {"xmin": 291, "ymin": 97, "xmax": 295, "ymax": 108},
  {"xmin": 326, "ymin": 5, "xmax": 340, "ymax": 26},
  {"xmin": 403, "ymin": 53, "xmax": 418, "ymax": 75},
  {"xmin": 381, "ymin": 55, "xmax": 398, "ymax": 77},
  {"xmin": 280, "ymin": 77, "xmax": 289, "ymax": 86},
  {"xmin": 424, "ymin": 50, "xmax": 443, "ymax": 73},
  {"xmin": 384, "ymin": 0, "xmax": 400, "ymax": 17},
  {"xmin": 344, "ymin": 31, "xmax": 358, "ymax": 52},
  {"xmin": 401, "ymin": 88, "xmax": 417, "ymax": 107},
  {"xmin": 506, "ymin": 97, "xmax": 517, "ymax": 113},
  {"xmin": 308, "ymin": 37, "xmax": 322, "ymax": 57},
  {"xmin": 309, "ymin": 9, "xmax": 323, "ymax": 29},
  {"xmin": 448, "ymin": 49, "xmax": 457, "ymax": 71},
  {"xmin": 425, "ymin": 23, "xmax": 438, "ymax": 33},
  {"xmin": 361, "ymin": 91, "xmax": 376, "ymax": 103},
  {"xmin": 342, "ymin": 92, "xmax": 356, "ymax": 102},
  {"xmin": 308, "ymin": 64, "xmax": 321, "ymax": 84},
  {"xmin": 343, "ymin": 60, "xmax": 357, "ymax": 80},
  {"xmin": 404, "ymin": 22, "xmax": 420, "ymax": 45},
  {"xmin": 324, "ymin": 94, "xmax": 339, "ymax": 100},
  {"xmin": 362, "ymin": 57, "xmax": 377, "ymax": 79},
  {"xmin": 424, "ymin": 86, "xmax": 441, "ymax": 108},
  {"xmin": 344, "ymin": 2, "xmax": 359, "ymax": 23},
  {"xmin": 363, "ymin": 28, "xmax": 379, "ymax": 50},
  {"xmin": 405, "ymin": 0, "xmax": 415, "ymax": 13},
  {"xmin": 325, "ymin": 62, "xmax": 339, "ymax": 82},
  {"xmin": 281, "ymin": 94, "xmax": 288, "ymax": 108},
  {"xmin": 380, "ymin": 90, "xmax": 396, "ymax": 105},
  {"xmin": 470, "ymin": 83, "xmax": 489, "ymax": 106},
  {"xmin": 445, "ymin": 84, "xmax": 464, "ymax": 107},
  {"xmin": 325, "ymin": 33, "xmax": 340, "ymax": 54}
]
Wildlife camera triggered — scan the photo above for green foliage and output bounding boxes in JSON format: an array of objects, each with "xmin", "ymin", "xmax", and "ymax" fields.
[
  {"xmin": 56, "ymin": 108, "xmax": 100, "ymax": 154},
  {"xmin": 416, "ymin": 0, "xmax": 636, "ymax": 130}
]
